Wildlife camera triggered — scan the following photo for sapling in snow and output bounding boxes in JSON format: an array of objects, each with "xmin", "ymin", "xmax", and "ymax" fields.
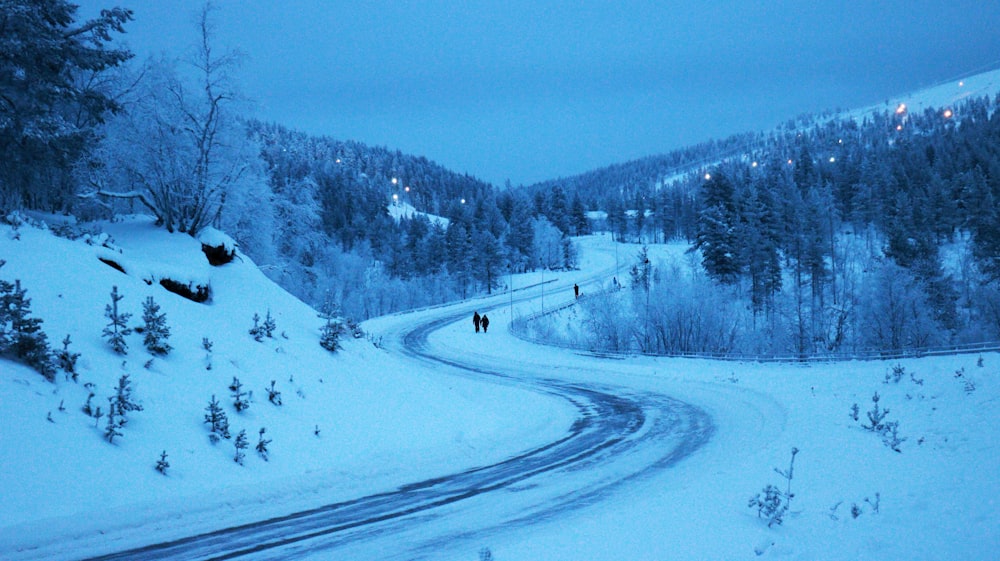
[
  {"xmin": 256, "ymin": 427, "xmax": 271, "ymax": 461},
  {"xmin": 204, "ymin": 394, "xmax": 231, "ymax": 443},
  {"xmin": 233, "ymin": 429, "xmax": 248, "ymax": 465},
  {"xmin": 155, "ymin": 450, "xmax": 170, "ymax": 475},
  {"xmin": 58, "ymin": 334, "xmax": 80, "ymax": 381},
  {"xmin": 863, "ymin": 392, "xmax": 889, "ymax": 432},
  {"xmin": 111, "ymin": 374, "xmax": 143, "ymax": 426},
  {"xmin": 249, "ymin": 313, "xmax": 264, "ymax": 342},
  {"xmin": 266, "ymin": 380, "xmax": 282, "ymax": 406},
  {"xmin": 103, "ymin": 285, "xmax": 132, "ymax": 355},
  {"xmin": 104, "ymin": 402, "xmax": 123, "ymax": 443},
  {"xmin": 141, "ymin": 296, "xmax": 172, "ymax": 355},
  {"xmin": 748, "ymin": 447, "xmax": 798, "ymax": 528},
  {"xmin": 263, "ymin": 309, "xmax": 276, "ymax": 338},
  {"xmin": 230, "ymin": 376, "xmax": 249, "ymax": 412}
]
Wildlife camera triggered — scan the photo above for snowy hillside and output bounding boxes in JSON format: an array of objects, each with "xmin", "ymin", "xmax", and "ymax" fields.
[
  {"xmin": 0, "ymin": 216, "xmax": 570, "ymax": 559},
  {"xmin": 844, "ymin": 66, "xmax": 1000, "ymax": 123}
]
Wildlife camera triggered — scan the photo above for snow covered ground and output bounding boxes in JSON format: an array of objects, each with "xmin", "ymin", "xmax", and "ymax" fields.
[{"xmin": 1, "ymin": 220, "xmax": 997, "ymax": 560}]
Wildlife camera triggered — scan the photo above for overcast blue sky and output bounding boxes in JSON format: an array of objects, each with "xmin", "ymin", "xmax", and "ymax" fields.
[{"xmin": 78, "ymin": 1, "xmax": 1000, "ymax": 186}]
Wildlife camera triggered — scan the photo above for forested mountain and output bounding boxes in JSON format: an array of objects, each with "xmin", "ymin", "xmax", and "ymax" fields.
[{"xmin": 525, "ymin": 86, "xmax": 1000, "ymax": 357}]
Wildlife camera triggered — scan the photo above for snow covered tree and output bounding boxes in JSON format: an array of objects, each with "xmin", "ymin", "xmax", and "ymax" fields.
[
  {"xmin": 0, "ymin": 1, "xmax": 132, "ymax": 212},
  {"xmin": 104, "ymin": 401, "xmax": 122, "ymax": 443},
  {"xmin": 263, "ymin": 309, "xmax": 277, "ymax": 338},
  {"xmin": 204, "ymin": 394, "xmax": 230, "ymax": 442},
  {"xmin": 249, "ymin": 313, "xmax": 265, "ymax": 342},
  {"xmin": 694, "ymin": 171, "xmax": 741, "ymax": 285},
  {"xmin": 84, "ymin": 3, "xmax": 256, "ymax": 235},
  {"xmin": 155, "ymin": 450, "xmax": 170, "ymax": 475},
  {"xmin": 233, "ymin": 429, "xmax": 248, "ymax": 465},
  {"xmin": 255, "ymin": 427, "xmax": 271, "ymax": 461},
  {"xmin": 57, "ymin": 334, "xmax": 81, "ymax": 381},
  {"xmin": 229, "ymin": 376, "xmax": 249, "ymax": 412},
  {"xmin": 265, "ymin": 380, "xmax": 282, "ymax": 406},
  {"xmin": 102, "ymin": 285, "xmax": 131, "ymax": 354},
  {"xmin": 1, "ymin": 278, "xmax": 56, "ymax": 380},
  {"xmin": 111, "ymin": 373, "xmax": 142, "ymax": 426},
  {"xmin": 141, "ymin": 296, "xmax": 171, "ymax": 355}
]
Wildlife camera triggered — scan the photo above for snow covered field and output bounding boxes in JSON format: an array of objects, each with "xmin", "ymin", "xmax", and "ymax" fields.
[{"xmin": 1, "ymin": 220, "xmax": 997, "ymax": 560}]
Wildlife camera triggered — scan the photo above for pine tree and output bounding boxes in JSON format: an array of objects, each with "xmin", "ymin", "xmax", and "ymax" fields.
[
  {"xmin": 57, "ymin": 334, "xmax": 81, "ymax": 381},
  {"xmin": 104, "ymin": 402, "xmax": 122, "ymax": 443},
  {"xmin": 263, "ymin": 309, "xmax": 276, "ymax": 338},
  {"xmin": 265, "ymin": 380, "xmax": 282, "ymax": 406},
  {"xmin": 155, "ymin": 450, "xmax": 170, "ymax": 474},
  {"xmin": 141, "ymin": 296, "xmax": 172, "ymax": 355},
  {"xmin": 694, "ymin": 172, "xmax": 742, "ymax": 285},
  {"xmin": 256, "ymin": 427, "xmax": 271, "ymax": 461},
  {"xmin": 229, "ymin": 377, "xmax": 249, "ymax": 412},
  {"xmin": 112, "ymin": 374, "xmax": 143, "ymax": 426},
  {"xmin": 103, "ymin": 286, "xmax": 132, "ymax": 355},
  {"xmin": 249, "ymin": 313, "xmax": 264, "ymax": 342},
  {"xmin": 0, "ymin": 1, "xmax": 133, "ymax": 209},
  {"xmin": 204, "ymin": 394, "xmax": 230, "ymax": 442},
  {"xmin": 233, "ymin": 429, "xmax": 248, "ymax": 465},
  {"xmin": 5, "ymin": 279, "xmax": 56, "ymax": 380}
]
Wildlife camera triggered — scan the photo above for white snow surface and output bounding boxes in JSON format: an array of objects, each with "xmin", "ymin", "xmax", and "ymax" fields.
[
  {"xmin": 0, "ymin": 222, "xmax": 998, "ymax": 560},
  {"xmin": 388, "ymin": 200, "xmax": 450, "ymax": 228}
]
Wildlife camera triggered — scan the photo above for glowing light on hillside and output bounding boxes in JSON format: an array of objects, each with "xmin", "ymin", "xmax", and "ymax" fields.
[
  {"xmin": 461, "ymin": 198, "xmax": 466, "ymax": 204},
  {"xmin": 404, "ymin": 185, "xmax": 410, "ymax": 192},
  {"xmin": 895, "ymin": 103, "xmax": 907, "ymax": 115},
  {"xmin": 787, "ymin": 159, "xmax": 793, "ymax": 165},
  {"xmin": 392, "ymin": 193, "xmax": 398, "ymax": 203},
  {"xmin": 896, "ymin": 124, "xmax": 903, "ymax": 131},
  {"xmin": 335, "ymin": 158, "xmax": 341, "ymax": 164},
  {"xmin": 704, "ymin": 173, "xmax": 712, "ymax": 180},
  {"xmin": 943, "ymin": 109, "xmax": 953, "ymax": 119},
  {"xmin": 391, "ymin": 177, "xmax": 398, "ymax": 185},
  {"xmin": 959, "ymin": 81, "xmax": 965, "ymax": 87},
  {"xmin": 829, "ymin": 157, "xmax": 836, "ymax": 163},
  {"xmin": 751, "ymin": 161, "xmax": 758, "ymax": 168}
]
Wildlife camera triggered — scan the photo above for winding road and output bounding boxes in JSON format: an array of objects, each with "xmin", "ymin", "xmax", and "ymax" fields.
[{"xmin": 85, "ymin": 271, "xmax": 716, "ymax": 560}]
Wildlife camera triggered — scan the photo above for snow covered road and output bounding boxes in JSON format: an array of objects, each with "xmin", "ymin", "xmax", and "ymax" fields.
[{"xmin": 81, "ymin": 243, "xmax": 723, "ymax": 560}]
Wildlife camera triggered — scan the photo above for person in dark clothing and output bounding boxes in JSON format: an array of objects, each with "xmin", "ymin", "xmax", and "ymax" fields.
[
  {"xmin": 574, "ymin": 283, "xmax": 580, "ymax": 298},
  {"xmin": 473, "ymin": 311, "xmax": 481, "ymax": 333},
  {"xmin": 481, "ymin": 314, "xmax": 490, "ymax": 333}
]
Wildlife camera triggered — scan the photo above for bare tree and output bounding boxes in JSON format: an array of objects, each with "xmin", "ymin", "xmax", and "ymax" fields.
[{"xmin": 85, "ymin": 2, "xmax": 255, "ymax": 235}]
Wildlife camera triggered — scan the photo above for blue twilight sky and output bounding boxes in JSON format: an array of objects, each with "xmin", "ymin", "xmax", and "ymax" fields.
[{"xmin": 77, "ymin": 1, "xmax": 1000, "ymax": 187}]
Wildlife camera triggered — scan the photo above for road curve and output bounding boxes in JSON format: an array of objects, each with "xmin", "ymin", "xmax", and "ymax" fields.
[{"xmin": 84, "ymin": 287, "xmax": 714, "ymax": 560}]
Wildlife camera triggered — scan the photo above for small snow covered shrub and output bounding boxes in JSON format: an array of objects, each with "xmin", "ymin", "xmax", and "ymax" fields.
[
  {"xmin": 204, "ymin": 394, "xmax": 231, "ymax": 443},
  {"xmin": 0, "ymin": 272, "xmax": 57, "ymax": 380},
  {"xmin": 266, "ymin": 380, "xmax": 282, "ymax": 405},
  {"xmin": 885, "ymin": 364, "xmax": 906, "ymax": 384},
  {"xmin": 57, "ymin": 334, "xmax": 81, "ymax": 381},
  {"xmin": 155, "ymin": 450, "xmax": 170, "ymax": 475},
  {"xmin": 748, "ymin": 447, "xmax": 798, "ymax": 527},
  {"xmin": 103, "ymin": 285, "xmax": 132, "ymax": 355},
  {"xmin": 256, "ymin": 427, "xmax": 271, "ymax": 461},
  {"xmin": 230, "ymin": 377, "xmax": 250, "ymax": 412},
  {"xmin": 862, "ymin": 392, "xmax": 889, "ymax": 432},
  {"xmin": 233, "ymin": 429, "xmax": 248, "ymax": 465},
  {"xmin": 141, "ymin": 296, "xmax": 172, "ymax": 355},
  {"xmin": 857, "ymin": 392, "xmax": 906, "ymax": 452},
  {"xmin": 111, "ymin": 374, "xmax": 143, "ymax": 426}
]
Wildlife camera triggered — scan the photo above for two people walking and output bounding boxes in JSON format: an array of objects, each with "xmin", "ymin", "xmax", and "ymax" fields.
[{"xmin": 472, "ymin": 311, "xmax": 490, "ymax": 333}]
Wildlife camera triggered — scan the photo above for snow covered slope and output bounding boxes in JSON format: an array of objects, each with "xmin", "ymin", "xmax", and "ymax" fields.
[{"xmin": 0, "ymin": 216, "xmax": 571, "ymax": 559}]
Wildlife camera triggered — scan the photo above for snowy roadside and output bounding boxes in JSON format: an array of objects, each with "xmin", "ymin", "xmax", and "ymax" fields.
[{"xmin": 0, "ymin": 219, "xmax": 575, "ymax": 560}]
